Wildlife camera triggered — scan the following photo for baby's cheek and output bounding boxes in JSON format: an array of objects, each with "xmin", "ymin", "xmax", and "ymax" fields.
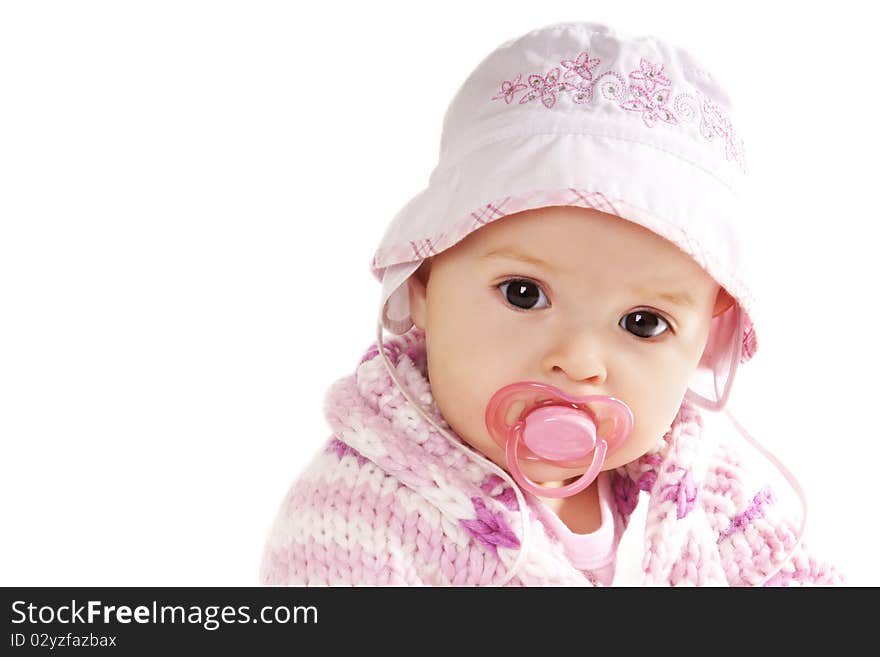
[
  {"xmin": 645, "ymin": 394, "xmax": 685, "ymax": 442},
  {"xmin": 431, "ymin": 373, "xmax": 482, "ymax": 438},
  {"xmin": 610, "ymin": 425, "xmax": 652, "ymax": 466},
  {"xmin": 442, "ymin": 387, "xmax": 504, "ymax": 459},
  {"xmin": 610, "ymin": 397, "xmax": 675, "ymax": 463}
]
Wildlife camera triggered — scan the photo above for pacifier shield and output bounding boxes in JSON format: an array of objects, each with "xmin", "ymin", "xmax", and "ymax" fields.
[
  {"xmin": 485, "ymin": 381, "xmax": 634, "ymax": 499},
  {"xmin": 485, "ymin": 381, "xmax": 633, "ymax": 467},
  {"xmin": 522, "ymin": 405, "xmax": 597, "ymax": 461}
]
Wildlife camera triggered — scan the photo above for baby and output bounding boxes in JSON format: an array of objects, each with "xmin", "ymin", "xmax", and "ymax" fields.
[{"xmin": 259, "ymin": 21, "xmax": 842, "ymax": 586}]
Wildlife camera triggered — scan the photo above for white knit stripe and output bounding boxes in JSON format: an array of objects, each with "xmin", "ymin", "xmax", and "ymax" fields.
[
  {"xmin": 273, "ymin": 470, "xmax": 455, "ymax": 584},
  {"xmin": 336, "ymin": 412, "xmax": 389, "ymax": 460},
  {"xmin": 261, "ymin": 450, "xmax": 387, "ymax": 553},
  {"xmin": 342, "ymin": 361, "xmax": 510, "ymax": 520},
  {"xmin": 307, "ymin": 465, "xmax": 451, "ymax": 545}
]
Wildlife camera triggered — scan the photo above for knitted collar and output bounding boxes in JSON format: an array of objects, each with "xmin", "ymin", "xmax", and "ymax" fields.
[{"xmin": 324, "ymin": 327, "xmax": 731, "ymax": 585}]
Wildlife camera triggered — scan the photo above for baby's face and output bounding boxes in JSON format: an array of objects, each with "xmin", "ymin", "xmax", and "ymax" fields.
[{"xmin": 408, "ymin": 205, "xmax": 731, "ymax": 486}]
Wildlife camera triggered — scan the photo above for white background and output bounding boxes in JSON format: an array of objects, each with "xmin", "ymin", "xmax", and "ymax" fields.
[{"xmin": 2, "ymin": 1, "xmax": 876, "ymax": 586}]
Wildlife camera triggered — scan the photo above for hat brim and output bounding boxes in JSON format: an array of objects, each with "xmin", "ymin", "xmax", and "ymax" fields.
[{"xmin": 371, "ymin": 133, "xmax": 758, "ymax": 405}]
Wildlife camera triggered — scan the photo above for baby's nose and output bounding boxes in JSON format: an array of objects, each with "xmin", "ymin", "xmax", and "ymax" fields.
[{"xmin": 546, "ymin": 334, "xmax": 608, "ymax": 385}]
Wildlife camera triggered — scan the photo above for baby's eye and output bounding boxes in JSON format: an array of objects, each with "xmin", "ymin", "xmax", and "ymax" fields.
[
  {"xmin": 619, "ymin": 310, "xmax": 670, "ymax": 339},
  {"xmin": 498, "ymin": 278, "xmax": 550, "ymax": 311}
]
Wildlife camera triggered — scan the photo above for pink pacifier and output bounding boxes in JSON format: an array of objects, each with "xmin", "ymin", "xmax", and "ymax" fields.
[{"xmin": 485, "ymin": 381, "xmax": 634, "ymax": 498}]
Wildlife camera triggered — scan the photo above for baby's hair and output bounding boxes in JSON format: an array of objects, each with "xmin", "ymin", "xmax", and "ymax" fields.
[{"xmin": 414, "ymin": 258, "xmax": 433, "ymax": 284}]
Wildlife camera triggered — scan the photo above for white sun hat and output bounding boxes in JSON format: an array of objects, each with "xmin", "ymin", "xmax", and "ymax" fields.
[{"xmin": 370, "ymin": 20, "xmax": 758, "ymax": 410}]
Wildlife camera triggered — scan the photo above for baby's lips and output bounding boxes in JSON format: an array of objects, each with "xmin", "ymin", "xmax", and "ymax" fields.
[{"xmin": 484, "ymin": 381, "xmax": 634, "ymax": 467}]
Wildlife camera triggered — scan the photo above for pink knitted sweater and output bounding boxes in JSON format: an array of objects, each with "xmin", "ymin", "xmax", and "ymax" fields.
[{"xmin": 259, "ymin": 328, "xmax": 842, "ymax": 586}]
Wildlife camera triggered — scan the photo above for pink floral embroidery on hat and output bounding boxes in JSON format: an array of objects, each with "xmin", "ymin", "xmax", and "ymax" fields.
[
  {"xmin": 628, "ymin": 56, "xmax": 672, "ymax": 90},
  {"xmin": 490, "ymin": 50, "xmax": 746, "ymax": 172},
  {"xmin": 701, "ymin": 97, "xmax": 746, "ymax": 169},
  {"xmin": 620, "ymin": 57, "xmax": 678, "ymax": 127},
  {"xmin": 675, "ymin": 93, "xmax": 747, "ymax": 171},
  {"xmin": 490, "ymin": 74, "xmax": 528, "ymax": 104},
  {"xmin": 521, "ymin": 66, "xmax": 580, "ymax": 109},
  {"xmin": 560, "ymin": 49, "xmax": 601, "ymax": 81}
]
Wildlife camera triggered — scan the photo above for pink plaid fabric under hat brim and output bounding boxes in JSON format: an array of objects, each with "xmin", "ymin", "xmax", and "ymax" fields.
[{"xmin": 369, "ymin": 20, "xmax": 759, "ymax": 408}]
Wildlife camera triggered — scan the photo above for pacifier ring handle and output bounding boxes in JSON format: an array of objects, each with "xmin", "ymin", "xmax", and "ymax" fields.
[{"xmin": 505, "ymin": 422, "xmax": 607, "ymax": 499}]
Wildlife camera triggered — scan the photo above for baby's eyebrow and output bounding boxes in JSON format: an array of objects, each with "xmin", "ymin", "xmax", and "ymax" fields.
[
  {"xmin": 481, "ymin": 247, "xmax": 564, "ymax": 274},
  {"xmin": 628, "ymin": 285, "xmax": 695, "ymax": 309}
]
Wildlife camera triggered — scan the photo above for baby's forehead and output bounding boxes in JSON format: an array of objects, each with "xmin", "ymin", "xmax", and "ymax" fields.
[{"xmin": 462, "ymin": 206, "xmax": 704, "ymax": 275}]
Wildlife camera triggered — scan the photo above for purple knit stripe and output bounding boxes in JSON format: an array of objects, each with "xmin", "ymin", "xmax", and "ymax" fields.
[
  {"xmin": 718, "ymin": 486, "xmax": 775, "ymax": 541},
  {"xmin": 636, "ymin": 471, "xmax": 657, "ymax": 492},
  {"xmin": 327, "ymin": 437, "xmax": 369, "ymax": 466},
  {"xmin": 459, "ymin": 497, "xmax": 520, "ymax": 554},
  {"xmin": 359, "ymin": 340, "xmax": 402, "ymax": 366},
  {"xmin": 479, "ymin": 474, "xmax": 520, "ymax": 511},
  {"xmin": 358, "ymin": 331, "xmax": 426, "ymax": 367},
  {"xmin": 358, "ymin": 345, "xmax": 379, "ymax": 365},
  {"xmin": 634, "ymin": 453, "xmax": 663, "ymax": 492},
  {"xmin": 660, "ymin": 468, "xmax": 698, "ymax": 520},
  {"xmin": 611, "ymin": 471, "xmax": 640, "ymax": 518}
]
